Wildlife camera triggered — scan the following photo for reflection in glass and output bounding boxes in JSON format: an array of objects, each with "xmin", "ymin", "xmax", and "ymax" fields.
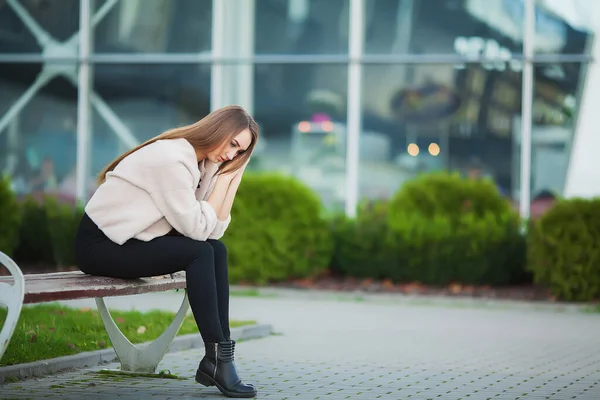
[
  {"xmin": 94, "ymin": 0, "xmax": 212, "ymax": 53},
  {"xmin": 255, "ymin": 0, "xmax": 348, "ymax": 54},
  {"xmin": 0, "ymin": 63, "xmax": 78, "ymax": 200},
  {"xmin": 89, "ymin": 63, "xmax": 211, "ymax": 188},
  {"xmin": 520, "ymin": 62, "xmax": 587, "ymax": 198},
  {"xmin": 363, "ymin": 0, "xmax": 596, "ymax": 58},
  {"xmin": 0, "ymin": 0, "xmax": 80, "ymax": 54},
  {"xmin": 253, "ymin": 64, "xmax": 348, "ymax": 208},
  {"xmin": 360, "ymin": 63, "xmax": 523, "ymax": 201},
  {"xmin": 534, "ymin": 0, "xmax": 598, "ymax": 55},
  {"xmin": 365, "ymin": 0, "xmax": 524, "ymax": 55}
]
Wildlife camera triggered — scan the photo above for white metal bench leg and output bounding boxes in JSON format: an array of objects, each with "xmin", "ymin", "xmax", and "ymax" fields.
[
  {"xmin": 0, "ymin": 252, "xmax": 25, "ymax": 363},
  {"xmin": 95, "ymin": 290, "xmax": 190, "ymax": 373}
]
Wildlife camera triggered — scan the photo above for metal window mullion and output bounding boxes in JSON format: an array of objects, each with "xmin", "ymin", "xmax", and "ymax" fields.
[
  {"xmin": 345, "ymin": 0, "xmax": 364, "ymax": 217},
  {"xmin": 236, "ymin": 0, "xmax": 255, "ymax": 114},
  {"xmin": 210, "ymin": 0, "xmax": 226, "ymax": 111},
  {"xmin": 519, "ymin": 0, "xmax": 535, "ymax": 220},
  {"xmin": 75, "ymin": 0, "xmax": 93, "ymax": 203}
]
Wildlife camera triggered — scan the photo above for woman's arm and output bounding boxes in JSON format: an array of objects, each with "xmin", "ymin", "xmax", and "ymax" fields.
[
  {"xmin": 206, "ymin": 174, "xmax": 235, "ymax": 217},
  {"xmin": 217, "ymin": 177, "xmax": 241, "ymax": 221},
  {"xmin": 216, "ymin": 158, "xmax": 250, "ymax": 220},
  {"xmin": 208, "ymin": 160, "xmax": 249, "ymax": 239}
]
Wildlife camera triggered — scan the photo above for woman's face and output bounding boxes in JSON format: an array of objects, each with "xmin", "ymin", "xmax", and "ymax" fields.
[{"xmin": 208, "ymin": 128, "xmax": 252, "ymax": 163}]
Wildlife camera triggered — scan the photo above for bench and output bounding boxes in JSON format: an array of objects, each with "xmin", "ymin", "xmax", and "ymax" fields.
[{"xmin": 0, "ymin": 251, "xmax": 189, "ymax": 374}]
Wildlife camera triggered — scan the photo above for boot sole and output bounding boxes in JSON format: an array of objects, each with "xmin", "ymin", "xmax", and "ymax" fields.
[{"xmin": 195, "ymin": 369, "xmax": 257, "ymax": 398}]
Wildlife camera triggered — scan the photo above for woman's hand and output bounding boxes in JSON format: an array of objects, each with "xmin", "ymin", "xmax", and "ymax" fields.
[
  {"xmin": 231, "ymin": 158, "xmax": 251, "ymax": 184},
  {"xmin": 217, "ymin": 168, "xmax": 239, "ymax": 184},
  {"xmin": 215, "ymin": 158, "xmax": 250, "ymax": 221}
]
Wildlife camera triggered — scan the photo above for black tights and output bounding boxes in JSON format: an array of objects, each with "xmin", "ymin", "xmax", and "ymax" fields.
[{"xmin": 74, "ymin": 213, "xmax": 230, "ymax": 343}]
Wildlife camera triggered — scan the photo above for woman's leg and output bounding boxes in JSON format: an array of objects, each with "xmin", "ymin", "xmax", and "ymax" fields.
[
  {"xmin": 207, "ymin": 239, "xmax": 230, "ymax": 340},
  {"xmin": 75, "ymin": 215, "xmax": 226, "ymax": 343},
  {"xmin": 75, "ymin": 214, "xmax": 256, "ymax": 397}
]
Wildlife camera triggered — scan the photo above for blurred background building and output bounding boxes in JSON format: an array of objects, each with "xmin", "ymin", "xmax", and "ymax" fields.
[{"xmin": 0, "ymin": 0, "xmax": 598, "ymax": 216}]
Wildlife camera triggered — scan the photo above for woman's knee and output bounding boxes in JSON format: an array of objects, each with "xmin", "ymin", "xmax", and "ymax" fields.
[
  {"xmin": 189, "ymin": 240, "xmax": 215, "ymax": 260},
  {"xmin": 206, "ymin": 239, "xmax": 227, "ymax": 257}
]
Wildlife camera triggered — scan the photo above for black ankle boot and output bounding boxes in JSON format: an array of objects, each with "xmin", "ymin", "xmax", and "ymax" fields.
[{"xmin": 195, "ymin": 340, "xmax": 257, "ymax": 398}]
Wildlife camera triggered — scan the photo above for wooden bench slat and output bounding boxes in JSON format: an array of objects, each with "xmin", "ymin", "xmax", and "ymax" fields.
[{"xmin": 0, "ymin": 271, "xmax": 186, "ymax": 304}]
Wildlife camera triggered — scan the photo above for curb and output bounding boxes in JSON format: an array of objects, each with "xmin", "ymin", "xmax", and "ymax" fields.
[
  {"xmin": 0, "ymin": 323, "xmax": 273, "ymax": 383},
  {"xmin": 230, "ymin": 285, "xmax": 595, "ymax": 313}
]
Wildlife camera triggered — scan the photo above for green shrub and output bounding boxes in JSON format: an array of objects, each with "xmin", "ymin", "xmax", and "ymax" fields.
[
  {"xmin": 527, "ymin": 198, "xmax": 600, "ymax": 301},
  {"xmin": 385, "ymin": 171, "xmax": 527, "ymax": 286},
  {"xmin": 0, "ymin": 175, "xmax": 22, "ymax": 257},
  {"xmin": 329, "ymin": 200, "xmax": 397, "ymax": 280},
  {"xmin": 12, "ymin": 195, "xmax": 83, "ymax": 268},
  {"xmin": 388, "ymin": 171, "xmax": 512, "ymax": 220},
  {"xmin": 43, "ymin": 197, "xmax": 84, "ymax": 267},
  {"xmin": 13, "ymin": 196, "xmax": 54, "ymax": 266},
  {"xmin": 389, "ymin": 211, "xmax": 523, "ymax": 286},
  {"xmin": 223, "ymin": 172, "xmax": 333, "ymax": 284}
]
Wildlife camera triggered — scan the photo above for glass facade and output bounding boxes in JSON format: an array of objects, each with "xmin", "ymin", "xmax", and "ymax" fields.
[{"xmin": 0, "ymin": 0, "xmax": 597, "ymax": 216}]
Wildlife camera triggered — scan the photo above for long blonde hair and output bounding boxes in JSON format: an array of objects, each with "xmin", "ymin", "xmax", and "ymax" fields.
[{"xmin": 97, "ymin": 105, "xmax": 259, "ymax": 184}]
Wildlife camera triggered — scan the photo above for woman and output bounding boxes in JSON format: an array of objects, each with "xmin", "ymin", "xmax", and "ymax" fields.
[{"xmin": 74, "ymin": 105, "xmax": 259, "ymax": 398}]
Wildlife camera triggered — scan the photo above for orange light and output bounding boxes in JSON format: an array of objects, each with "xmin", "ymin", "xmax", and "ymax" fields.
[
  {"xmin": 428, "ymin": 143, "xmax": 440, "ymax": 156},
  {"xmin": 407, "ymin": 143, "xmax": 419, "ymax": 156},
  {"xmin": 298, "ymin": 121, "xmax": 311, "ymax": 132},
  {"xmin": 321, "ymin": 121, "xmax": 334, "ymax": 132}
]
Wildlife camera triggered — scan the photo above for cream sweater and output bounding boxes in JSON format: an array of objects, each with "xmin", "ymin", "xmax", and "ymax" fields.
[{"xmin": 85, "ymin": 138, "xmax": 231, "ymax": 245}]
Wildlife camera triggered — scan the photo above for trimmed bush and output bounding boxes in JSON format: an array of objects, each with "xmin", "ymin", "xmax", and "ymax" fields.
[
  {"xmin": 223, "ymin": 172, "xmax": 333, "ymax": 284},
  {"xmin": 0, "ymin": 175, "xmax": 21, "ymax": 257},
  {"xmin": 389, "ymin": 211, "xmax": 523, "ymax": 286},
  {"xmin": 527, "ymin": 198, "xmax": 600, "ymax": 301},
  {"xmin": 388, "ymin": 171, "xmax": 511, "ymax": 220},
  {"xmin": 329, "ymin": 200, "xmax": 397, "ymax": 280},
  {"xmin": 44, "ymin": 197, "xmax": 84, "ymax": 267},
  {"xmin": 386, "ymin": 171, "xmax": 527, "ymax": 286},
  {"xmin": 13, "ymin": 196, "xmax": 54, "ymax": 266},
  {"xmin": 13, "ymin": 195, "xmax": 83, "ymax": 269}
]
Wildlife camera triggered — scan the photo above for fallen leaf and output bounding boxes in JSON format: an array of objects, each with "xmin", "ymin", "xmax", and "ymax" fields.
[
  {"xmin": 25, "ymin": 330, "xmax": 35, "ymax": 336},
  {"xmin": 67, "ymin": 342, "xmax": 79, "ymax": 350},
  {"xmin": 29, "ymin": 333, "xmax": 37, "ymax": 343},
  {"xmin": 449, "ymin": 283, "xmax": 462, "ymax": 294},
  {"xmin": 79, "ymin": 307, "xmax": 92, "ymax": 313},
  {"xmin": 295, "ymin": 278, "xmax": 314, "ymax": 288},
  {"xmin": 116, "ymin": 317, "xmax": 125, "ymax": 324},
  {"xmin": 463, "ymin": 285, "xmax": 475, "ymax": 294},
  {"xmin": 98, "ymin": 340, "xmax": 107, "ymax": 348},
  {"xmin": 54, "ymin": 310, "xmax": 65, "ymax": 315},
  {"xmin": 137, "ymin": 326, "xmax": 147, "ymax": 334},
  {"xmin": 49, "ymin": 327, "xmax": 56, "ymax": 332}
]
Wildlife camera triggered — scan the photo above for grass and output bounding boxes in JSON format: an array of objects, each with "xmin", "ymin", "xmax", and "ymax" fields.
[
  {"xmin": 93, "ymin": 369, "xmax": 185, "ymax": 380},
  {"xmin": 0, "ymin": 303, "xmax": 255, "ymax": 367}
]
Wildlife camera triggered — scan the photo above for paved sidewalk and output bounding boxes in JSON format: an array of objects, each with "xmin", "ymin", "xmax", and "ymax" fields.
[{"xmin": 1, "ymin": 291, "xmax": 600, "ymax": 399}]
